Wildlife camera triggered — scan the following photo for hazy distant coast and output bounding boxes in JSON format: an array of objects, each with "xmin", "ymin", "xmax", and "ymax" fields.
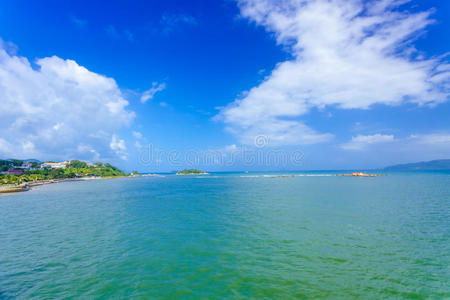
[{"xmin": 384, "ymin": 159, "xmax": 450, "ymax": 171}]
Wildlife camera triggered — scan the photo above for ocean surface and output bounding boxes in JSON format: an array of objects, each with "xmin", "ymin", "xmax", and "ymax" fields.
[{"xmin": 0, "ymin": 171, "xmax": 449, "ymax": 298}]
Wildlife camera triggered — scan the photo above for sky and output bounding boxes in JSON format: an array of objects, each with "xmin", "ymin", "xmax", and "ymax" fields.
[{"xmin": 0, "ymin": 0, "xmax": 449, "ymax": 172}]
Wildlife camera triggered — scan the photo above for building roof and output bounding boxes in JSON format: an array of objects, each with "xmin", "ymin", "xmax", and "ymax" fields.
[{"xmin": 42, "ymin": 162, "xmax": 66, "ymax": 165}]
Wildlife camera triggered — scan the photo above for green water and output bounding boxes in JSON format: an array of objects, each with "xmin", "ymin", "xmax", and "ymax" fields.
[{"xmin": 0, "ymin": 172, "xmax": 449, "ymax": 298}]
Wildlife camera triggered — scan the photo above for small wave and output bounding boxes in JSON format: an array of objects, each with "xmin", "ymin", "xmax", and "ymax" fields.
[
  {"xmin": 296, "ymin": 174, "xmax": 334, "ymax": 177},
  {"xmin": 238, "ymin": 174, "xmax": 335, "ymax": 178}
]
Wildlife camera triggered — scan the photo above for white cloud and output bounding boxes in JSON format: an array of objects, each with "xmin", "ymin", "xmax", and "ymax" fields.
[
  {"xmin": 225, "ymin": 120, "xmax": 333, "ymax": 146},
  {"xmin": 0, "ymin": 38, "xmax": 18, "ymax": 55},
  {"xmin": 0, "ymin": 41, "xmax": 134, "ymax": 160},
  {"xmin": 401, "ymin": 133, "xmax": 450, "ymax": 160},
  {"xmin": 219, "ymin": 0, "xmax": 450, "ymax": 146},
  {"xmin": 132, "ymin": 131, "xmax": 146, "ymax": 149},
  {"xmin": 341, "ymin": 132, "xmax": 450, "ymax": 153},
  {"xmin": 140, "ymin": 82, "xmax": 166, "ymax": 103},
  {"xmin": 105, "ymin": 25, "xmax": 134, "ymax": 42},
  {"xmin": 341, "ymin": 134, "xmax": 395, "ymax": 150},
  {"xmin": 0, "ymin": 138, "xmax": 12, "ymax": 155},
  {"xmin": 341, "ymin": 132, "xmax": 450, "ymax": 167},
  {"xmin": 409, "ymin": 133, "xmax": 450, "ymax": 145},
  {"xmin": 70, "ymin": 15, "xmax": 87, "ymax": 29},
  {"xmin": 124, "ymin": 30, "xmax": 134, "ymax": 42},
  {"xmin": 76, "ymin": 144, "xmax": 100, "ymax": 161},
  {"xmin": 110, "ymin": 135, "xmax": 127, "ymax": 160},
  {"xmin": 132, "ymin": 131, "xmax": 143, "ymax": 139},
  {"xmin": 105, "ymin": 25, "xmax": 120, "ymax": 39},
  {"xmin": 224, "ymin": 144, "xmax": 238, "ymax": 152},
  {"xmin": 160, "ymin": 13, "xmax": 197, "ymax": 35}
]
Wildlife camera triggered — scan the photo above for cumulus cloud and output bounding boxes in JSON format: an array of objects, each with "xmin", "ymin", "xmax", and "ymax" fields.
[
  {"xmin": 110, "ymin": 135, "xmax": 127, "ymax": 160},
  {"xmin": 219, "ymin": 0, "xmax": 450, "ymax": 145},
  {"xmin": 341, "ymin": 134, "xmax": 395, "ymax": 150},
  {"xmin": 132, "ymin": 131, "xmax": 149, "ymax": 150},
  {"xmin": 0, "ymin": 40, "xmax": 134, "ymax": 160},
  {"xmin": 140, "ymin": 82, "xmax": 166, "ymax": 103}
]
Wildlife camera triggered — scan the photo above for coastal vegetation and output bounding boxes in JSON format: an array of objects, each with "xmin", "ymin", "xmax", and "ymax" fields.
[
  {"xmin": 176, "ymin": 169, "xmax": 208, "ymax": 175},
  {"xmin": 0, "ymin": 159, "xmax": 35, "ymax": 171},
  {"xmin": 0, "ymin": 159, "xmax": 127, "ymax": 185},
  {"xmin": 26, "ymin": 162, "xmax": 126, "ymax": 178}
]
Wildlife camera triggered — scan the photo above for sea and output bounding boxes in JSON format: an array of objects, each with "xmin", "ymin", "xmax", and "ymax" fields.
[{"xmin": 0, "ymin": 171, "xmax": 449, "ymax": 298}]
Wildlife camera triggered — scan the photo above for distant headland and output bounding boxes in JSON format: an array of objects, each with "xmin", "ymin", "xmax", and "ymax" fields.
[{"xmin": 384, "ymin": 159, "xmax": 450, "ymax": 171}]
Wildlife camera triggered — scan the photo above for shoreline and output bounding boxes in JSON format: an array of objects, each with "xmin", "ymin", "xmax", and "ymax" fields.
[{"xmin": 0, "ymin": 174, "xmax": 160, "ymax": 194}]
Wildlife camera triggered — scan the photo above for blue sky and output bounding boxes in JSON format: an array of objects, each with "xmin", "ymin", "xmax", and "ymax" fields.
[{"xmin": 0, "ymin": 0, "xmax": 449, "ymax": 171}]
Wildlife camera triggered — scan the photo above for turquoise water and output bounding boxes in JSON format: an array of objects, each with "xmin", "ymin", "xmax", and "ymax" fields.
[{"xmin": 0, "ymin": 172, "xmax": 449, "ymax": 298}]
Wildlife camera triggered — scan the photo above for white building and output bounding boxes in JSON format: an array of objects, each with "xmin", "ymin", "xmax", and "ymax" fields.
[
  {"xmin": 21, "ymin": 162, "xmax": 33, "ymax": 170},
  {"xmin": 40, "ymin": 161, "xmax": 70, "ymax": 169}
]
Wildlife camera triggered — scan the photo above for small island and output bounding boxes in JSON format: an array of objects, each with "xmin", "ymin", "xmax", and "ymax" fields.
[{"xmin": 176, "ymin": 169, "xmax": 209, "ymax": 175}]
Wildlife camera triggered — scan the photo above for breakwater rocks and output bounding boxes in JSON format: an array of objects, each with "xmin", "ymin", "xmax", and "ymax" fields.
[{"xmin": 337, "ymin": 172, "xmax": 385, "ymax": 177}]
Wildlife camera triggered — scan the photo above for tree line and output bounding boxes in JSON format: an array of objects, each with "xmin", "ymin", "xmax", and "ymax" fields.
[{"xmin": 1, "ymin": 160, "xmax": 127, "ymax": 185}]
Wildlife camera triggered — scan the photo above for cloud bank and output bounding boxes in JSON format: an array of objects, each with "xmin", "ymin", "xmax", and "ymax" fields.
[
  {"xmin": 0, "ymin": 41, "xmax": 134, "ymax": 161},
  {"xmin": 340, "ymin": 133, "xmax": 450, "ymax": 158},
  {"xmin": 219, "ymin": 0, "xmax": 450, "ymax": 145}
]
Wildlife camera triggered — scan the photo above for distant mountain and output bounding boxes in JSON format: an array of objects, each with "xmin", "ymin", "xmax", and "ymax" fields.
[
  {"xmin": 3, "ymin": 158, "xmax": 42, "ymax": 163},
  {"xmin": 22, "ymin": 159, "xmax": 42, "ymax": 163},
  {"xmin": 384, "ymin": 159, "xmax": 450, "ymax": 171}
]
